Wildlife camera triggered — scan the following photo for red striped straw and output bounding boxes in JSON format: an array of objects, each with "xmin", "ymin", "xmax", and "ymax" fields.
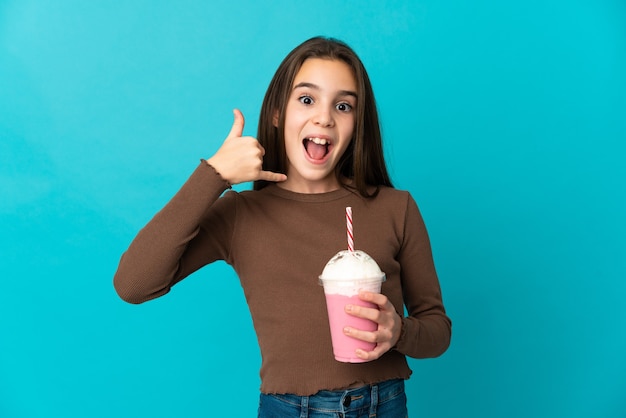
[{"xmin": 346, "ymin": 206, "xmax": 354, "ymax": 252}]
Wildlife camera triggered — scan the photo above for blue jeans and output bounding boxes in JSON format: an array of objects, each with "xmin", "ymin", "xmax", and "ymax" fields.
[{"xmin": 258, "ymin": 379, "xmax": 408, "ymax": 417}]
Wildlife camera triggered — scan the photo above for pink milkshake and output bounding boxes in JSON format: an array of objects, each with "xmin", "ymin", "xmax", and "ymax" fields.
[{"xmin": 319, "ymin": 250, "xmax": 386, "ymax": 363}]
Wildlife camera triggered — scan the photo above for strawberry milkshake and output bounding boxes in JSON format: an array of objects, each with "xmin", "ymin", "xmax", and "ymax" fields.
[{"xmin": 319, "ymin": 249, "xmax": 386, "ymax": 363}]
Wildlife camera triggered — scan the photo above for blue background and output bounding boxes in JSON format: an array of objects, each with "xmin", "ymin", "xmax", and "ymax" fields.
[{"xmin": 1, "ymin": 1, "xmax": 625, "ymax": 417}]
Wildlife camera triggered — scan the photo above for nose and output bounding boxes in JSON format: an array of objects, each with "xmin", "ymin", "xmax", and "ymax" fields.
[{"xmin": 313, "ymin": 106, "xmax": 334, "ymax": 127}]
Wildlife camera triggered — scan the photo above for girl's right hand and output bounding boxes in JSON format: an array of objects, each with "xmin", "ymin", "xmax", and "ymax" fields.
[{"xmin": 206, "ymin": 109, "xmax": 287, "ymax": 186}]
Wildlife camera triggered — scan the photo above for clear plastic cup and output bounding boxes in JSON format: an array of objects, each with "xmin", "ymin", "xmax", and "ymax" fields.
[{"xmin": 319, "ymin": 250, "xmax": 386, "ymax": 363}]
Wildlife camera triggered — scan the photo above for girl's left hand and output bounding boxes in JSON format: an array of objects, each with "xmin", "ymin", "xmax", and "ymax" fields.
[{"xmin": 344, "ymin": 290, "xmax": 402, "ymax": 361}]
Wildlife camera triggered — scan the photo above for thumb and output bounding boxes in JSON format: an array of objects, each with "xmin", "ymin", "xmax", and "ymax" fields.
[{"xmin": 227, "ymin": 108, "xmax": 245, "ymax": 138}]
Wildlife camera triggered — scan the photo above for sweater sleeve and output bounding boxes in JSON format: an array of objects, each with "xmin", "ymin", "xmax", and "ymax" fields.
[
  {"xmin": 113, "ymin": 162, "xmax": 235, "ymax": 304},
  {"xmin": 394, "ymin": 194, "xmax": 452, "ymax": 358}
]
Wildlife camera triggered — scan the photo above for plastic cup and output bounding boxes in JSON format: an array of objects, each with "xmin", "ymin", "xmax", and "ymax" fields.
[{"xmin": 319, "ymin": 250, "xmax": 386, "ymax": 363}]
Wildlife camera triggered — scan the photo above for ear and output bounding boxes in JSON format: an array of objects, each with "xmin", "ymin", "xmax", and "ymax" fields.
[{"xmin": 272, "ymin": 110, "xmax": 279, "ymax": 127}]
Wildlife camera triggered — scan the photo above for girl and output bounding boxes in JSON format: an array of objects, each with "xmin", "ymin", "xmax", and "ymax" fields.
[{"xmin": 114, "ymin": 36, "xmax": 451, "ymax": 417}]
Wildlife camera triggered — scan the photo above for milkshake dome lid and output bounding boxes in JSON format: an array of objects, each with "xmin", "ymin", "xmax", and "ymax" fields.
[{"xmin": 320, "ymin": 250, "xmax": 384, "ymax": 281}]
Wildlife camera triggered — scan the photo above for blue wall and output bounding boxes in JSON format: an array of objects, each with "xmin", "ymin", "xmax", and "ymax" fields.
[{"xmin": 1, "ymin": 1, "xmax": 625, "ymax": 417}]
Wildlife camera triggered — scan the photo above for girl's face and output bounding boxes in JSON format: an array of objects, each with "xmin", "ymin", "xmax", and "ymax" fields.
[{"xmin": 278, "ymin": 58, "xmax": 357, "ymax": 193}]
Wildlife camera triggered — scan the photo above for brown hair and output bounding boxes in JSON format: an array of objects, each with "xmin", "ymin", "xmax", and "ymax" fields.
[{"xmin": 253, "ymin": 36, "xmax": 393, "ymax": 197}]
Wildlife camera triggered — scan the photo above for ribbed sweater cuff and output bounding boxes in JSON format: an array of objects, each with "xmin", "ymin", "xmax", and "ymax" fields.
[{"xmin": 200, "ymin": 159, "xmax": 232, "ymax": 190}]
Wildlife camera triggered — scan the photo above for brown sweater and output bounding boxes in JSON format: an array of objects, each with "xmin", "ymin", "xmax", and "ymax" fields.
[{"xmin": 113, "ymin": 162, "xmax": 451, "ymax": 396}]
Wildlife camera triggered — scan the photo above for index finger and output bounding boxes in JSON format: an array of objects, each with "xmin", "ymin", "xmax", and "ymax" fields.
[{"xmin": 358, "ymin": 290, "xmax": 393, "ymax": 310}]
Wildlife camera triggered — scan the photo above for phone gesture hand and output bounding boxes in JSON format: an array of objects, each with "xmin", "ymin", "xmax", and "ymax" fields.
[{"xmin": 207, "ymin": 109, "xmax": 287, "ymax": 186}]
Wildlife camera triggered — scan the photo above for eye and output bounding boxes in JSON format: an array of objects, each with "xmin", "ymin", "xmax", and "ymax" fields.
[
  {"xmin": 299, "ymin": 95, "xmax": 314, "ymax": 105},
  {"xmin": 336, "ymin": 102, "xmax": 353, "ymax": 112}
]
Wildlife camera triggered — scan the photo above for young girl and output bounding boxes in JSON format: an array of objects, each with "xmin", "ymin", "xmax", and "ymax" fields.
[{"xmin": 114, "ymin": 36, "xmax": 451, "ymax": 417}]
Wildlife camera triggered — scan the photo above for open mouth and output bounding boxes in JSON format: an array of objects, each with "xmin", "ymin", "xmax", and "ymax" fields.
[{"xmin": 303, "ymin": 137, "xmax": 331, "ymax": 161}]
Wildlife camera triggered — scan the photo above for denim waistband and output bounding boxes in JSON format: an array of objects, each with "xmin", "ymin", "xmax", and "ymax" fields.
[{"xmin": 262, "ymin": 379, "xmax": 405, "ymax": 417}]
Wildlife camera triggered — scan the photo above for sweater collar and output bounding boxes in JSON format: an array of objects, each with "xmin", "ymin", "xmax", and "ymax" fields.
[{"xmin": 263, "ymin": 184, "xmax": 353, "ymax": 202}]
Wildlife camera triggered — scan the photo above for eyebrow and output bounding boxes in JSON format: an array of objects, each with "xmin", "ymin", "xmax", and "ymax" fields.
[{"xmin": 293, "ymin": 82, "xmax": 358, "ymax": 100}]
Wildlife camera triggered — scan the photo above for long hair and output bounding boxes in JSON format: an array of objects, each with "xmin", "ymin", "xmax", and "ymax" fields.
[{"xmin": 253, "ymin": 37, "xmax": 393, "ymax": 197}]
